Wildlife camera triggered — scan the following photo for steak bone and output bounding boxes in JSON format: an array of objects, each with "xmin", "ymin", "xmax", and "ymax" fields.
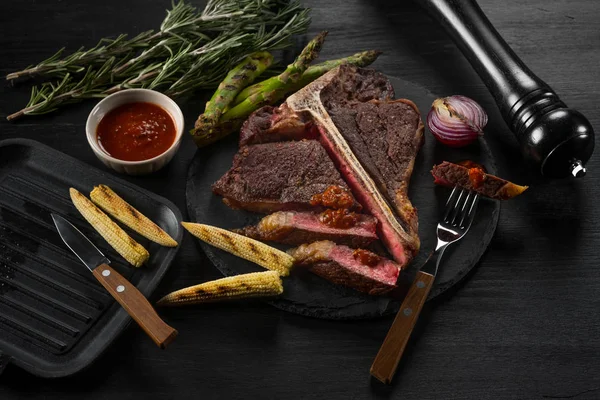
[{"xmin": 286, "ymin": 67, "xmax": 421, "ymax": 267}]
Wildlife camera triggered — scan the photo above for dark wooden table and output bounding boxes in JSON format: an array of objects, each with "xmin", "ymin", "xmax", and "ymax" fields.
[{"xmin": 1, "ymin": 0, "xmax": 599, "ymax": 398}]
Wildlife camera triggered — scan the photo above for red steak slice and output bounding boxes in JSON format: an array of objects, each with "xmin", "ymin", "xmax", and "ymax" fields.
[
  {"xmin": 233, "ymin": 211, "xmax": 378, "ymax": 248},
  {"xmin": 288, "ymin": 241, "xmax": 399, "ymax": 295}
]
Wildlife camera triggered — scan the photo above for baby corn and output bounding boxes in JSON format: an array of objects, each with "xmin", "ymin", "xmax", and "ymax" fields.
[
  {"xmin": 156, "ymin": 271, "xmax": 283, "ymax": 306},
  {"xmin": 70, "ymin": 188, "xmax": 149, "ymax": 267},
  {"xmin": 90, "ymin": 184, "xmax": 178, "ymax": 247},
  {"xmin": 181, "ymin": 222, "xmax": 294, "ymax": 276}
]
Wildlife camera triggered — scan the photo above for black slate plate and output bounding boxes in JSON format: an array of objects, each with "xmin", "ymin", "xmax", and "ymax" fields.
[
  {"xmin": 186, "ymin": 76, "xmax": 500, "ymax": 320},
  {"xmin": 0, "ymin": 138, "xmax": 183, "ymax": 377}
]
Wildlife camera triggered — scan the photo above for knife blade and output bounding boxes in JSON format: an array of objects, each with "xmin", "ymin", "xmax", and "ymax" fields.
[{"xmin": 51, "ymin": 213, "xmax": 177, "ymax": 349}]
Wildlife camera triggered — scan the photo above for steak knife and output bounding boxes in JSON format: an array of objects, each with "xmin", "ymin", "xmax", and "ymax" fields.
[{"xmin": 51, "ymin": 214, "xmax": 178, "ymax": 349}]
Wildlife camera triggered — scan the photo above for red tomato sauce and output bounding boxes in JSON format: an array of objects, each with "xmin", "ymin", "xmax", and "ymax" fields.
[
  {"xmin": 457, "ymin": 160, "xmax": 487, "ymax": 188},
  {"xmin": 310, "ymin": 185, "xmax": 354, "ymax": 209},
  {"xmin": 319, "ymin": 208, "xmax": 360, "ymax": 229},
  {"xmin": 468, "ymin": 167, "xmax": 486, "ymax": 188},
  {"xmin": 97, "ymin": 102, "xmax": 176, "ymax": 161}
]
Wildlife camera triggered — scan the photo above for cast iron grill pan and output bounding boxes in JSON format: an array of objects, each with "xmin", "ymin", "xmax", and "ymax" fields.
[{"xmin": 0, "ymin": 139, "xmax": 183, "ymax": 378}]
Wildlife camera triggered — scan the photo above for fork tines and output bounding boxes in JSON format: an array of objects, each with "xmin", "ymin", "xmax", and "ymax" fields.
[{"xmin": 443, "ymin": 187, "xmax": 480, "ymax": 229}]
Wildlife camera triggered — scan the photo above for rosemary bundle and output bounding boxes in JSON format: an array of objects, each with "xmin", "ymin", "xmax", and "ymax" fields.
[{"xmin": 6, "ymin": 0, "xmax": 310, "ymax": 121}]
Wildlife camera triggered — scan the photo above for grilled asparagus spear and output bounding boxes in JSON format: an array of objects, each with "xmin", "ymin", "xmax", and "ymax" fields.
[
  {"xmin": 191, "ymin": 31, "xmax": 328, "ymax": 147},
  {"xmin": 232, "ymin": 50, "xmax": 382, "ymax": 106},
  {"xmin": 193, "ymin": 51, "xmax": 273, "ymax": 136}
]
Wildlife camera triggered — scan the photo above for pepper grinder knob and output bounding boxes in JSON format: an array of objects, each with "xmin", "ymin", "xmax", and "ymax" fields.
[{"xmin": 517, "ymin": 100, "xmax": 594, "ymax": 178}]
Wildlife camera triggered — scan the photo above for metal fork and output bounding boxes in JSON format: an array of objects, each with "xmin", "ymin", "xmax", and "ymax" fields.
[{"xmin": 370, "ymin": 187, "xmax": 480, "ymax": 384}]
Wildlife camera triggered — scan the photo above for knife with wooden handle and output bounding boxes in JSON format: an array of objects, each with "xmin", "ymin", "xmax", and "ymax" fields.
[{"xmin": 51, "ymin": 213, "xmax": 177, "ymax": 349}]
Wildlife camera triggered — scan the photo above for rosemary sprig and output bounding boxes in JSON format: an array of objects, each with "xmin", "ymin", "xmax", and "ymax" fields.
[
  {"xmin": 7, "ymin": 0, "xmax": 310, "ymax": 121},
  {"xmin": 5, "ymin": 31, "xmax": 157, "ymax": 81},
  {"xmin": 8, "ymin": 59, "xmax": 118, "ymax": 120}
]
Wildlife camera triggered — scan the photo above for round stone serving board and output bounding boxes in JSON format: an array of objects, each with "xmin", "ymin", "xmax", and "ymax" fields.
[{"xmin": 186, "ymin": 76, "xmax": 500, "ymax": 320}]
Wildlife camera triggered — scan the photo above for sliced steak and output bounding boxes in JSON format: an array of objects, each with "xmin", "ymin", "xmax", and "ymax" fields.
[
  {"xmin": 324, "ymin": 99, "xmax": 423, "ymax": 235},
  {"xmin": 288, "ymin": 241, "xmax": 399, "ymax": 296},
  {"xmin": 233, "ymin": 211, "xmax": 378, "ymax": 248},
  {"xmin": 285, "ymin": 65, "xmax": 423, "ymax": 266},
  {"xmin": 431, "ymin": 161, "xmax": 528, "ymax": 200},
  {"xmin": 212, "ymin": 140, "xmax": 358, "ymax": 213}
]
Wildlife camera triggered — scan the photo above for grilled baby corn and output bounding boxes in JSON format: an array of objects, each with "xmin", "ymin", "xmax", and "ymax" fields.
[
  {"xmin": 156, "ymin": 271, "xmax": 283, "ymax": 306},
  {"xmin": 70, "ymin": 188, "xmax": 149, "ymax": 267},
  {"xmin": 181, "ymin": 222, "xmax": 294, "ymax": 276},
  {"xmin": 90, "ymin": 184, "xmax": 177, "ymax": 247}
]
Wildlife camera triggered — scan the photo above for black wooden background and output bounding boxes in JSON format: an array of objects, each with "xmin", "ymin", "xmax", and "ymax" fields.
[{"xmin": 1, "ymin": 0, "xmax": 599, "ymax": 399}]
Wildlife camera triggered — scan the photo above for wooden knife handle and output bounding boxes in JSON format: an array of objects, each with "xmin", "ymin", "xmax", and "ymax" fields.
[
  {"xmin": 370, "ymin": 270, "xmax": 435, "ymax": 384},
  {"xmin": 92, "ymin": 264, "xmax": 178, "ymax": 349}
]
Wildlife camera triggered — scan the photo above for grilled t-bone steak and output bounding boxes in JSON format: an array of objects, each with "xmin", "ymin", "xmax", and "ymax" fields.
[
  {"xmin": 212, "ymin": 140, "xmax": 359, "ymax": 213},
  {"xmin": 288, "ymin": 241, "xmax": 400, "ymax": 295},
  {"xmin": 234, "ymin": 211, "xmax": 378, "ymax": 248},
  {"xmin": 238, "ymin": 65, "xmax": 424, "ymax": 267}
]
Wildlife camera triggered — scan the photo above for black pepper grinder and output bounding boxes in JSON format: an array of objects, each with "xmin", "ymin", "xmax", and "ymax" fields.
[{"xmin": 419, "ymin": 0, "xmax": 595, "ymax": 178}]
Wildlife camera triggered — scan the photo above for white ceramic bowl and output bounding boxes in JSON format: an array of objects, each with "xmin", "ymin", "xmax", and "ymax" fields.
[{"xmin": 86, "ymin": 89, "xmax": 184, "ymax": 176}]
